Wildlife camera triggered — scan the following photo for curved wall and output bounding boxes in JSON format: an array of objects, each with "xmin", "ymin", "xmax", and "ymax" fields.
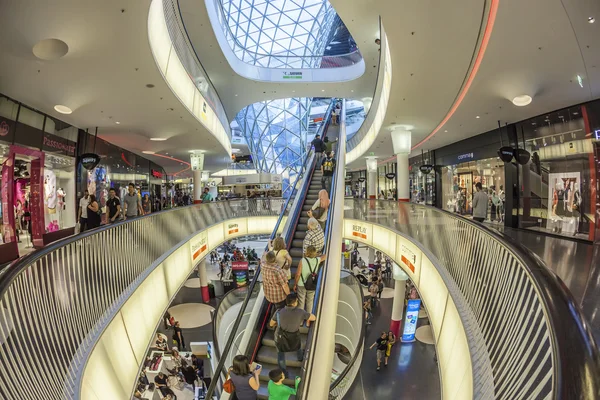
[{"xmin": 79, "ymin": 216, "xmax": 283, "ymax": 400}]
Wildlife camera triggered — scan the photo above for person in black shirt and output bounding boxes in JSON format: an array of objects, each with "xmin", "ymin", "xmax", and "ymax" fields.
[
  {"xmin": 106, "ymin": 188, "xmax": 121, "ymax": 223},
  {"xmin": 369, "ymin": 332, "xmax": 389, "ymax": 370},
  {"xmin": 321, "ymin": 151, "xmax": 336, "ymax": 193},
  {"xmin": 311, "ymin": 134, "xmax": 326, "ymax": 164},
  {"xmin": 154, "ymin": 372, "xmax": 177, "ymax": 398}
]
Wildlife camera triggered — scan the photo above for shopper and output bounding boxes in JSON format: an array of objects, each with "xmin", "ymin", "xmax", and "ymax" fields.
[
  {"xmin": 268, "ymin": 368, "xmax": 301, "ymax": 400},
  {"xmin": 269, "ymin": 236, "xmax": 293, "ymax": 281},
  {"xmin": 228, "ymin": 355, "xmax": 261, "ymax": 400},
  {"xmin": 307, "ymin": 189, "xmax": 329, "ymax": 230},
  {"xmin": 172, "ymin": 321, "xmax": 185, "ymax": 351},
  {"xmin": 386, "ymin": 331, "xmax": 397, "ymax": 359},
  {"xmin": 303, "ymin": 218, "xmax": 324, "ymax": 256},
  {"xmin": 311, "ymin": 134, "xmax": 326, "ymax": 164},
  {"xmin": 182, "ymin": 365, "xmax": 198, "ymax": 393},
  {"xmin": 321, "ymin": 151, "xmax": 336, "ymax": 193},
  {"xmin": 363, "ymin": 299, "xmax": 372, "ymax": 325},
  {"xmin": 262, "ymin": 251, "xmax": 290, "ymax": 311},
  {"xmin": 123, "ymin": 183, "xmax": 143, "ymax": 219},
  {"xmin": 154, "ymin": 372, "xmax": 177, "ymax": 399},
  {"xmin": 369, "ymin": 332, "xmax": 390, "ymax": 370},
  {"xmin": 142, "ymin": 194, "xmax": 151, "ymax": 214},
  {"xmin": 295, "ymin": 245, "xmax": 326, "ymax": 314},
  {"xmin": 368, "ymin": 277, "xmax": 379, "ymax": 307},
  {"xmin": 472, "ymin": 182, "xmax": 488, "ymax": 223},
  {"xmin": 86, "ymin": 195, "xmax": 101, "ymax": 229},
  {"xmin": 269, "ymin": 293, "xmax": 316, "ymax": 377},
  {"xmin": 106, "ymin": 188, "xmax": 122, "ymax": 223},
  {"xmin": 153, "ymin": 333, "xmax": 168, "ymax": 351},
  {"xmin": 201, "ymin": 187, "xmax": 212, "ymax": 203},
  {"xmin": 78, "ymin": 189, "xmax": 89, "ymax": 232}
]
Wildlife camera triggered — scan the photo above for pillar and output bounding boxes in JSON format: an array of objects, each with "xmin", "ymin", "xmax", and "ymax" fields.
[
  {"xmin": 390, "ymin": 268, "xmax": 409, "ymax": 337},
  {"xmin": 366, "ymin": 157, "xmax": 378, "ymax": 199},
  {"xmin": 391, "ymin": 129, "xmax": 411, "ymax": 202},
  {"xmin": 198, "ymin": 259, "xmax": 210, "ymax": 303},
  {"xmin": 193, "ymin": 169, "xmax": 202, "ymax": 204}
]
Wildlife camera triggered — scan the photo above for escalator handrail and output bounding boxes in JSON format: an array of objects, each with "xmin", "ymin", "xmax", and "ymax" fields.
[
  {"xmin": 297, "ymin": 99, "xmax": 350, "ymax": 398},
  {"xmin": 206, "ymin": 151, "xmax": 318, "ymax": 397}
]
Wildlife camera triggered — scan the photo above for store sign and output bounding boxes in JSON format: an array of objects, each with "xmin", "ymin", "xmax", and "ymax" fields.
[
  {"xmin": 42, "ymin": 133, "xmax": 76, "ymax": 157},
  {"xmin": 79, "ymin": 153, "xmax": 101, "ymax": 170},
  {"xmin": 385, "ymin": 173, "xmax": 396, "ymax": 180},
  {"xmin": 352, "ymin": 224, "xmax": 368, "ymax": 240},
  {"xmin": 497, "ymin": 146, "xmax": 515, "ymax": 163},
  {"xmin": 235, "ymin": 177, "xmax": 248, "ymax": 183},
  {"xmin": 358, "ymin": 177, "xmax": 366, "ymax": 183},
  {"xmin": 457, "ymin": 152, "xmax": 474, "ymax": 161},
  {"xmin": 401, "ymin": 299, "xmax": 421, "ymax": 342},
  {"xmin": 231, "ymin": 261, "xmax": 249, "ymax": 271},
  {"xmin": 151, "ymin": 169, "xmax": 163, "ymax": 179},
  {"xmin": 190, "ymin": 153, "xmax": 204, "ymax": 171},
  {"xmin": 595, "ymin": 129, "xmax": 600, "ymax": 140},
  {"xmin": 282, "ymin": 71, "xmax": 303, "ymax": 80},
  {"xmin": 419, "ymin": 165, "xmax": 434, "ymax": 174},
  {"xmin": 400, "ymin": 244, "xmax": 417, "ymax": 273},
  {"xmin": 190, "ymin": 231, "xmax": 208, "ymax": 264},
  {"xmin": 0, "ymin": 119, "xmax": 15, "ymax": 142},
  {"xmin": 513, "ymin": 148, "xmax": 531, "ymax": 165}
]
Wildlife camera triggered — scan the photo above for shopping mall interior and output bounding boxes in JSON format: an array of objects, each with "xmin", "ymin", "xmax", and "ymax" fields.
[{"xmin": 0, "ymin": 0, "xmax": 599, "ymax": 399}]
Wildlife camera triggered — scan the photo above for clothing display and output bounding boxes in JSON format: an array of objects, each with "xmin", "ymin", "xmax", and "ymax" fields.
[{"xmin": 44, "ymin": 169, "xmax": 57, "ymax": 214}]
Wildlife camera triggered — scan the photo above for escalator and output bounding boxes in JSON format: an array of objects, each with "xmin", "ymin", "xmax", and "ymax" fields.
[{"xmin": 254, "ymin": 166, "xmax": 325, "ymax": 398}]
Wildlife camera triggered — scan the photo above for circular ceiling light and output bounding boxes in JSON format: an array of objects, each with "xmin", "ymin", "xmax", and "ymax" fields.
[
  {"xmin": 476, "ymin": 115, "xmax": 481, "ymax": 119},
  {"xmin": 150, "ymin": 138, "xmax": 167, "ymax": 141},
  {"xmin": 142, "ymin": 151, "xmax": 155, "ymax": 155},
  {"xmin": 512, "ymin": 95, "xmax": 532, "ymax": 107},
  {"xmin": 33, "ymin": 38, "xmax": 69, "ymax": 60},
  {"xmin": 54, "ymin": 105, "xmax": 72, "ymax": 114},
  {"xmin": 588, "ymin": 16, "xmax": 595, "ymax": 24}
]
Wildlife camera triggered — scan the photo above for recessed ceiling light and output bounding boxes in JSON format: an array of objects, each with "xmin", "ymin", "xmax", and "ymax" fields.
[
  {"xmin": 142, "ymin": 151, "xmax": 155, "ymax": 155},
  {"xmin": 150, "ymin": 138, "xmax": 167, "ymax": 141},
  {"xmin": 444, "ymin": 130, "xmax": 448, "ymax": 132},
  {"xmin": 235, "ymin": 94, "xmax": 238, "ymax": 96},
  {"xmin": 115, "ymin": 121, "xmax": 120, "ymax": 124},
  {"xmin": 54, "ymin": 105, "xmax": 72, "ymax": 114},
  {"xmin": 476, "ymin": 115, "xmax": 480, "ymax": 119},
  {"xmin": 351, "ymin": 90, "xmax": 354, "ymax": 92},
  {"xmin": 588, "ymin": 16, "xmax": 595, "ymax": 24},
  {"xmin": 321, "ymin": 89, "xmax": 325, "ymax": 92},
  {"xmin": 512, "ymin": 95, "xmax": 532, "ymax": 107},
  {"xmin": 146, "ymin": 83, "xmax": 155, "ymax": 88}
]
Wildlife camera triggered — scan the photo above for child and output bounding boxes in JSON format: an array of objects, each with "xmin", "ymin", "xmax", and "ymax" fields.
[
  {"xmin": 363, "ymin": 299, "xmax": 372, "ymax": 325},
  {"xmin": 268, "ymin": 368, "xmax": 300, "ymax": 400}
]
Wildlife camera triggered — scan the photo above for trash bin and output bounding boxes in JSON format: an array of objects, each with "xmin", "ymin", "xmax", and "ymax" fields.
[{"xmin": 213, "ymin": 280, "xmax": 224, "ymax": 297}]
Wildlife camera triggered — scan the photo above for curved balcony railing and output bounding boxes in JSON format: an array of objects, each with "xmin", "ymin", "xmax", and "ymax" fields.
[
  {"xmin": 0, "ymin": 199, "xmax": 285, "ymax": 400},
  {"xmin": 211, "ymin": 0, "xmax": 362, "ymax": 70},
  {"xmin": 163, "ymin": 0, "xmax": 231, "ymax": 135},
  {"xmin": 344, "ymin": 199, "xmax": 600, "ymax": 399}
]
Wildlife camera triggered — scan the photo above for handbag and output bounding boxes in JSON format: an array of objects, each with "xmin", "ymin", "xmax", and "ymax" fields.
[
  {"xmin": 274, "ymin": 312, "xmax": 301, "ymax": 352},
  {"xmin": 223, "ymin": 375, "xmax": 235, "ymax": 394},
  {"xmin": 311, "ymin": 206, "xmax": 325, "ymax": 219},
  {"xmin": 300, "ymin": 257, "xmax": 319, "ymax": 291}
]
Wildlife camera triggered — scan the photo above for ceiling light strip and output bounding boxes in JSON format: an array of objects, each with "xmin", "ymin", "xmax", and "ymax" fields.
[{"xmin": 411, "ymin": 0, "xmax": 500, "ymax": 151}]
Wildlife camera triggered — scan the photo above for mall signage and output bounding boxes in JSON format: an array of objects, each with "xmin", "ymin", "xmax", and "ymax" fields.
[
  {"xmin": 401, "ymin": 299, "xmax": 421, "ymax": 342},
  {"xmin": 513, "ymin": 148, "xmax": 531, "ymax": 165},
  {"xmin": 497, "ymin": 146, "xmax": 515, "ymax": 163},
  {"xmin": 42, "ymin": 133, "xmax": 76, "ymax": 157},
  {"xmin": 419, "ymin": 165, "xmax": 434, "ymax": 175},
  {"xmin": 595, "ymin": 129, "xmax": 600, "ymax": 140},
  {"xmin": 79, "ymin": 153, "xmax": 101, "ymax": 170},
  {"xmin": 282, "ymin": 71, "xmax": 303, "ymax": 80},
  {"xmin": 457, "ymin": 152, "xmax": 474, "ymax": 161},
  {"xmin": 358, "ymin": 177, "xmax": 366, "ymax": 183},
  {"xmin": 385, "ymin": 172, "xmax": 396, "ymax": 180},
  {"xmin": 0, "ymin": 119, "xmax": 16, "ymax": 142},
  {"xmin": 151, "ymin": 169, "xmax": 163, "ymax": 179}
]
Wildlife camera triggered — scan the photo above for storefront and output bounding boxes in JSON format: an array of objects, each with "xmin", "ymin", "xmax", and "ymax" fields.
[
  {"xmin": 515, "ymin": 102, "xmax": 598, "ymax": 242},
  {"xmin": 0, "ymin": 96, "xmax": 79, "ymax": 263},
  {"xmin": 376, "ymin": 162, "xmax": 397, "ymax": 199},
  {"xmin": 409, "ymin": 153, "xmax": 436, "ymax": 205}
]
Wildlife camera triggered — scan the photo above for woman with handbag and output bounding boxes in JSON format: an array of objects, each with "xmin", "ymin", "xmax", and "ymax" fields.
[
  {"xmin": 307, "ymin": 190, "xmax": 329, "ymax": 230},
  {"xmin": 226, "ymin": 355, "xmax": 261, "ymax": 400},
  {"xmin": 269, "ymin": 237, "xmax": 293, "ymax": 281},
  {"xmin": 294, "ymin": 245, "xmax": 327, "ymax": 314},
  {"xmin": 86, "ymin": 195, "xmax": 101, "ymax": 229}
]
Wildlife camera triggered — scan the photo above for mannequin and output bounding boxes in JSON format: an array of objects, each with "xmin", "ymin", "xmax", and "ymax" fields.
[
  {"xmin": 57, "ymin": 188, "xmax": 66, "ymax": 210},
  {"xmin": 44, "ymin": 170, "xmax": 57, "ymax": 214}
]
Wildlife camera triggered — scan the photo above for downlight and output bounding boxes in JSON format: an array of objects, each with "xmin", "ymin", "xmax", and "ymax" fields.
[
  {"xmin": 512, "ymin": 95, "xmax": 532, "ymax": 107},
  {"xmin": 54, "ymin": 105, "xmax": 72, "ymax": 114}
]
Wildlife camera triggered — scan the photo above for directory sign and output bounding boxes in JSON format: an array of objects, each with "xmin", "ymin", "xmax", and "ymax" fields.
[{"xmin": 401, "ymin": 299, "xmax": 421, "ymax": 342}]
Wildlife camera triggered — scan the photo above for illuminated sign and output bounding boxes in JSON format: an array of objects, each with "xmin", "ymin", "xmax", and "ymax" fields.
[
  {"xmin": 577, "ymin": 75, "xmax": 584, "ymax": 88},
  {"xmin": 457, "ymin": 152, "xmax": 474, "ymax": 161},
  {"xmin": 400, "ymin": 244, "xmax": 417, "ymax": 273},
  {"xmin": 79, "ymin": 153, "xmax": 101, "ymax": 170},
  {"xmin": 190, "ymin": 232, "xmax": 208, "ymax": 264},
  {"xmin": 595, "ymin": 130, "xmax": 600, "ymax": 140},
  {"xmin": 228, "ymin": 223, "xmax": 239, "ymax": 235},
  {"xmin": 352, "ymin": 224, "xmax": 367, "ymax": 240},
  {"xmin": 401, "ymin": 299, "xmax": 421, "ymax": 342},
  {"xmin": 190, "ymin": 153, "xmax": 204, "ymax": 171},
  {"xmin": 497, "ymin": 146, "xmax": 514, "ymax": 163},
  {"xmin": 419, "ymin": 165, "xmax": 434, "ymax": 174},
  {"xmin": 385, "ymin": 173, "xmax": 396, "ymax": 180},
  {"xmin": 43, "ymin": 134, "xmax": 76, "ymax": 156},
  {"xmin": 151, "ymin": 169, "xmax": 163, "ymax": 179},
  {"xmin": 0, "ymin": 121, "xmax": 9, "ymax": 137},
  {"xmin": 282, "ymin": 71, "xmax": 303, "ymax": 80}
]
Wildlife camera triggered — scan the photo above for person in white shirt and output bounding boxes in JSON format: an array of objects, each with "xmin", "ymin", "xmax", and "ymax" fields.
[{"xmin": 78, "ymin": 190, "xmax": 89, "ymax": 233}]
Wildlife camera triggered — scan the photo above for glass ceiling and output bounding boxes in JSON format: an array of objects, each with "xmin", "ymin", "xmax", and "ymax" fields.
[{"xmin": 217, "ymin": 0, "xmax": 339, "ymax": 68}]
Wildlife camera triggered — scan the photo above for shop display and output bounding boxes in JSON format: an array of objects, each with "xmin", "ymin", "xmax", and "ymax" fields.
[{"xmin": 547, "ymin": 172, "xmax": 581, "ymax": 235}]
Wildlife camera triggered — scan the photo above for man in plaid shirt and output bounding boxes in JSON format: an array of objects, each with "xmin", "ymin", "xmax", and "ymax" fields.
[
  {"xmin": 303, "ymin": 218, "xmax": 325, "ymax": 255},
  {"xmin": 262, "ymin": 251, "xmax": 290, "ymax": 310}
]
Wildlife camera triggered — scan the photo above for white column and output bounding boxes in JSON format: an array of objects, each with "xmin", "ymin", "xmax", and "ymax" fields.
[
  {"xmin": 366, "ymin": 157, "xmax": 378, "ymax": 199},
  {"xmin": 391, "ymin": 130, "xmax": 411, "ymax": 202},
  {"xmin": 198, "ymin": 259, "xmax": 209, "ymax": 303},
  {"xmin": 390, "ymin": 278, "xmax": 407, "ymax": 337},
  {"xmin": 193, "ymin": 169, "xmax": 202, "ymax": 204}
]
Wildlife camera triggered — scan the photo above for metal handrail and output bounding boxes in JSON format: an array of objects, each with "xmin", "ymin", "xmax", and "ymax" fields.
[
  {"xmin": 0, "ymin": 199, "xmax": 285, "ymax": 400},
  {"xmin": 345, "ymin": 200, "xmax": 600, "ymax": 399},
  {"xmin": 212, "ymin": 0, "xmax": 362, "ymax": 68},
  {"xmin": 205, "ymin": 149, "xmax": 315, "ymax": 398}
]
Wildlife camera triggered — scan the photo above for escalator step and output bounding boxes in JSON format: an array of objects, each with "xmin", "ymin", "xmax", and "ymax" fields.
[
  {"xmin": 307, "ymin": 190, "xmax": 320, "ymax": 195},
  {"xmin": 258, "ymin": 363, "xmax": 302, "ymax": 385},
  {"xmin": 294, "ymin": 231, "xmax": 306, "ymax": 239},
  {"xmin": 267, "ymin": 323, "xmax": 310, "ymax": 334},
  {"xmin": 290, "ymin": 248, "xmax": 303, "ymax": 258},
  {"xmin": 297, "ymin": 224, "xmax": 307, "ymax": 231},
  {"xmin": 298, "ymin": 217, "xmax": 309, "ymax": 224},
  {"xmin": 302, "ymin": 205, "xmax": 312, "ymax": 211},
  {"xmin": 256, "ymin": 346, "xmax": 304, "ymax": 367},
  {"xmin": 292, "ymin": 239, "xmax": 304, "ymax": 248},
  {"xmin": 262, "ymin": 330, "xmax": 308, "ymax": 349},
  {"xmin": 305, "ymin": 195, "xmax": 318, "ymax": 200}
]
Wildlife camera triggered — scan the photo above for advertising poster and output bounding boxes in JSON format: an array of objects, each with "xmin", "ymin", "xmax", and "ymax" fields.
[
  {"xmin": 547, "ymin": 172, "xmax": 581, "ymax": 234},
  {"xmin": 190, "ymin": 231, "xmax": 208, "ymax": 264},
  {"xmin": 231, "ymin": 261, "xmax": 249, "ymax": 288},
  {"xmin": 401, "ymin": 299, "xmax": 421, "ymax": 343}
]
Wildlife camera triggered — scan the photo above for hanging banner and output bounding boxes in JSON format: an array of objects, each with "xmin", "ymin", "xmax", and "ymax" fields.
[
  {"xmin": 80, "ymin": 153, "xmax": 101, "ymax": 170},
  {"xmin": 401, "ymin": 299, "xmax": 421, "ymax": 342},
  {"xmin": 497, "ymin": 146, "xmax": 514, "ymax": 163},
  {"xmin": 419, "ymin": 165, "xmax": 434, "ymax": 174}
]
